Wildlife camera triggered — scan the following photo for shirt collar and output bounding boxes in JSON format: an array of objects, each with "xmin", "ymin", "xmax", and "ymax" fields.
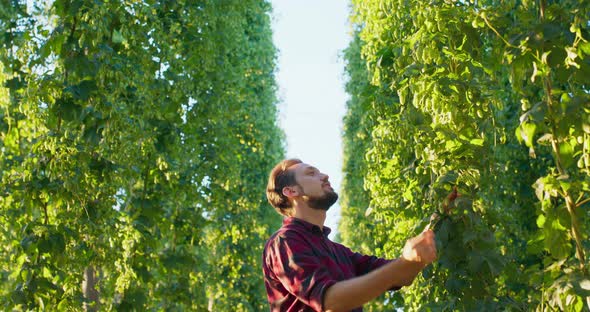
[{"xmin": 284, "ymin": 217, "xmax": 331, "ymax": 237}]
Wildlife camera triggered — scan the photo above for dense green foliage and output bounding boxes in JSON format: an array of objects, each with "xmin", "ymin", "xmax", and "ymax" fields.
[
  {"xmin": 0, "ymin": 0, "xmax": 283, "ymax": 310},
  {"xmin": 340, "ymin": 0, "xmax": 590, "ymax": 310}
]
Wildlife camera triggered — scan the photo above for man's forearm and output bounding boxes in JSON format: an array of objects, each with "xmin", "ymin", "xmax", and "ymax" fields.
[{"xmin": 323, "ymin": 258, "xmax": 423, "ymax": 312}]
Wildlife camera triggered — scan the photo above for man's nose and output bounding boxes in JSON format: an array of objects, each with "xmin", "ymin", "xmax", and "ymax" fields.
[{"xmin": 321, "ymin": 173, "xmax": 329, "ymax": 181}]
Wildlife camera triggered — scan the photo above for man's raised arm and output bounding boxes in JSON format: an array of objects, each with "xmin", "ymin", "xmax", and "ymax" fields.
[{"xmin": 323, "ymin": 229, "xmax": 437, "ymax": 312}]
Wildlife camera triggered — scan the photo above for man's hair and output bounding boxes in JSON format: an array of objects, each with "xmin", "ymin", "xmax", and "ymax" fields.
[{"xmin": 266, "ymin": 158, "xmax": 302, "ymax": 216}]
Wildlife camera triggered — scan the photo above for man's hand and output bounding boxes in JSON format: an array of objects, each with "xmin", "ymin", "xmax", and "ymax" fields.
[{"xmin": 400, "ymin": 229, "xmax": 437, "ymax": 266}]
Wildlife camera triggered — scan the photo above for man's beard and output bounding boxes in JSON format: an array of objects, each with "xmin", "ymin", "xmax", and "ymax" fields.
[{"xmin": 306, "ymin": 190, "xmax": 339, "ymax": 211}]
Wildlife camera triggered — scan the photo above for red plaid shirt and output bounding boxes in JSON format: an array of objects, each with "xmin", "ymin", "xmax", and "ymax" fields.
[{"xmin": 262, "ymin": 217, "xmax": 395, "ymax": 311}]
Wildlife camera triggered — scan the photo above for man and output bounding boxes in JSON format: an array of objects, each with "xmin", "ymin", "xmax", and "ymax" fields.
[{"xmin": 262, "ymin": 159, "xmax": 437, "ymax": 311}]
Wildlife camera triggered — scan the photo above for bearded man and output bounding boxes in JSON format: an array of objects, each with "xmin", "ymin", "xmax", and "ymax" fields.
[{"xmin": 262, "ymin": 159, "xmax": 437, "ymax": 312}]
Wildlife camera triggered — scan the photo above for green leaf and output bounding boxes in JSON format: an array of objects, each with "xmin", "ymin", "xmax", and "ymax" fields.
[
  {"xmin": 558, "ymin": 141, "xmax": 574, "ymax": 168},
  {"xmin": 467, "ymin": 252, "xmax": 484, "ymax": 273},
  {"xmin": 113, "ymin": 29, "xmax": 125, "ymax": 44},
  {"xmin": 10, "ymin": 290, "xmax": 26, "ymax": 305},
  {"xmin": 536, "ymin": 214, "xmax": 546, "ymax": 228},
  {"xmin": 579, "ymin": 42, "xmax": 590, "ymax": 57},
  {"xmin": 470, "ymin": 138, "xmax": 484, "ymax": 146},
  {"xmin": 518, "ymin": 122, "xmax": 537, "ymax": 148},
  {"xmin": 545, "ymin": 217, "xmax": 571, "ymax": 259},
  {"xmin": 52, "ymin": 97, "xmax": 81, "ymax": 122},
  {"xmin": 65, "ymin": 80, "xmax": 97, "ymax": 101}
]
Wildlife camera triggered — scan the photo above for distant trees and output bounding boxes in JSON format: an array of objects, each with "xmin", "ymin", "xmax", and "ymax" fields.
[{"xmin": 0, "ymin": 0, "xmax": 283, "ymax": 310}]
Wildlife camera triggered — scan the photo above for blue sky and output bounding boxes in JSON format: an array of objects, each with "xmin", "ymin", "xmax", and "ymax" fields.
[{"xmin": 270, "ymin": 0, "xmax": 351, "ymax": 239}]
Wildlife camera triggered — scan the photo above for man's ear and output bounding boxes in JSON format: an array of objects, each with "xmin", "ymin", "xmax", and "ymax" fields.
[{"xmin": 282, "ymin": 186, "xmax": 300, "ymax": 198}]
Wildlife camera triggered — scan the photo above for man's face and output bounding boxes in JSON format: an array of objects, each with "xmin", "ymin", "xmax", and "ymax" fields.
[{"xmin": 291, "ymin": 163, "xmax": 338, "ymax": 210}]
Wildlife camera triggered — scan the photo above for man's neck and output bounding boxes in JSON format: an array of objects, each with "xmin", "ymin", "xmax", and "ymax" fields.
[{"xmin": 292, "ymin": 205, "xmax": 326, "ymax": 229}]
